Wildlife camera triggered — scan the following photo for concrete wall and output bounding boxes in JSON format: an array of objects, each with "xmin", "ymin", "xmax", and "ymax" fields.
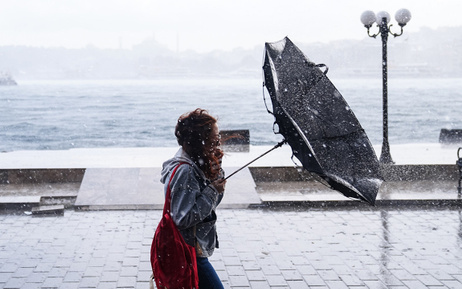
[
  {"xmin": 250, "ymin": 165, "xmax": 460, "ymax": 183},
  {"xmin": 0, "ymin": 169, "xmax": 85, "ymax": 184}
]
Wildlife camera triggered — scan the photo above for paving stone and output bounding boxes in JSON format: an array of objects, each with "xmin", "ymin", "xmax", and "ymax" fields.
[
  {"xmin": 317, "ymin": 269, "xmax": 340, "ymax": 281},
  {"xmin": 415, "ymin": 273, "xmax": 444, "ymax": 286},
  {"xmin": 63, "ymin": 271, "xmax": 82, "ymax": 283},
  {"xmin": 138, "ymin": 261, "xmax": 151, "ymax": 273},
  {"xmin": 362, "ymin": 280, "xmax": 388, "ymax": 289},
  {"xmin": 452, "ymin": 274, "xmax": 462, "ymax": 283},
  {"xmin": 11, "ymin": 267, "xmax": 33, "ymax": 278},
  {"xmin": 226, "ymin": 265, "xmax": 246, "ymax": 276},
  {"xmin": 442, "ymin": 280, "xmax": 462, "ymax": 288},
  {"xmin": 246, "ymin": 270, "xmax": 266, "ymax": 281},
  {"xmin": 96, "ymin": 281, "xmax": 118, "ymax": 289},
  {"xmin": 281, "ymin": 269, "xmax": 303, "ymax": 281},
  {"xmin": 100, "ymin": 271, "xmax": 120, "ymax": 282},
  {"xmin": 215, "ymin": 269, "xmax": 229, "ymax": 282},
  {"xmin": 47, "ymin": 267, "xmax": 68, "ymax": 278},
  {"xmin": 83, "ymin": 266, "xmax": 104, "ymax": 278},
  {"xmin": 33, "ymin": 262, "xmax": 54, "ymax": 273},
  {"xmin": 122, "ymin": 257, "xmax": 139, "ymax": 267},
  {"xmin": 61, "ymin": 282, "xmax": 80, "ymax": 289},
  {"xmin": 402, "ymin": 279, "xmax": 431, "ymax": 288},
  {"xmin": 388, "ymin": 268, "xmax": 416, "ymax": 280},
  {"xmin": 54, "ymin": 257, "xmax": 73, "ymax": 268},
  {"xmin": 120, "ymin": 266, "xmax": 138, "ymax": 277},
  {"xmin": 222, "ymin": 255, "xmax": 241, "ymax": 266},
  {"xmin": 103, "ymin": 260, "xmax": 123, "ymax": 272},
  {"xmin": 266, "ymin": 274, "xmax": 288, "ymax": 287},
  {"xmin": 22, "ymin": 282, "xmax": 54, "ymax": 289},
  {"xmin": 0, "ymin": 263, "xmax": 19, "ymax": 273},
  {"xmin": 353, "ymin": 269, "xmax": 380, "ymax": 281},
  {"xmin": 80, "ymin": 276, "xmax": 100, "ymax": 287},
  {"xmin": 302, "ymin": 274, "xmax": 326, "ymax": 286},
  {"xmin": 221, "ymin": 281, "xmax": 232, "ymax": 289},
  {"xmin": 249, "ymin": 280, "xmax": 270, "ymax": 289},
  {"xmin": 87, "ymin": 257, "xmax": 106, "ymax": 267},
  {"xmin": 25, "ymin": 272, "xmax": 46, "ymax": 283},
  {"xmin": 286, "ymin": 280, "xmax": 310, "ymax": 289},
  {"xmin": 135, "ymin": 281, "xmax": 151, "ymax": 289},
  {"xmin": 296, "ymin": 265, "xmax": 317, "ymax": 275},
  {"xmin": 241, "ymin": 260, "xmax": 260, "ymax": 270},
  {"xmin": 261, "ymin": 264, "xmax": 281, "ymax": 275},
  {"xmin": 376, "ymin": 272, "xmax": 404, "ymax": 286},
  {"xmin": 125, "ymin": 248, "xmax": 140, "ymax": 257},
  {"xmin": 228, "ymin": 275, "xmax": 250, "ymax": 287},
  {"xmin": 210, "ymin": 260, "xmax": 226, "ymax": 271},
  {"xmin": 68, "ymin": 262, "xmax": 88, "ymax": 273},
  {"xmin": 338, "ymin": 274, "xmax": 364, "ymax": 286},
  {"xmin": 238, "ymin": 252, "xmax": 257, "ymax": 261},
  {"xmin": 3, "ymin": 277, "xmax": 26, "ymax": 289},
  {"xmin": 117, "ymin": 276, "xmax": 137, "ymax": 288},
  {"xmin": 427, "ymin": 269, "xmax": 458, "ymax": 281},
  {"xmin": 41, "ymin": 276, "xmax": 64, "ymax": 288},
  {"xmin": 324, "ymin": 280, "xmax": 350, "ymax": 289}
]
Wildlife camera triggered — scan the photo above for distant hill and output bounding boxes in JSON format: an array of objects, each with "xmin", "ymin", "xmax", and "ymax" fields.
[{"xmin": 0, "ymin": 26, "xmax": 461, "ymax": 80}]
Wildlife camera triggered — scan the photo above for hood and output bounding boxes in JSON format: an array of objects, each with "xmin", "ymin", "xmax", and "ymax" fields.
[{"xmin": 160, "ymin": 147, "xmax": 205, "ymax": 184}]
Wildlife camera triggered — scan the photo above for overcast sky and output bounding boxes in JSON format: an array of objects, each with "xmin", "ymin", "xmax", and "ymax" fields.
[{"xmin": 1, "ymin": 0, "xmax": 461, "ymax": 52}]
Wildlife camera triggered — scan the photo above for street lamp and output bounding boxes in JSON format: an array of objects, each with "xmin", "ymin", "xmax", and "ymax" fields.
[{"xmin": 360, "ymin": 9, "xmax": 411, "ymax": 164}]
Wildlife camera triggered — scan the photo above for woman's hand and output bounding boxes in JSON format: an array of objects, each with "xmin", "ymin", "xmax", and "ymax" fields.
[{"xmin": 211, "ymin": 179, "xmax": 226, "ymax": 194}]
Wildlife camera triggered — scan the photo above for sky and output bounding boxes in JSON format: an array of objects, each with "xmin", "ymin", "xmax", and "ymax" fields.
[{"xmin": 1, "ymin": 0, "xmax": 462, "ymax": 52}]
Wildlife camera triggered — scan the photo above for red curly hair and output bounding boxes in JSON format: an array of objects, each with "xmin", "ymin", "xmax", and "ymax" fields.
[{"xmin": 175, "ymin": 108, "xmax": 224, "ymax": 180}]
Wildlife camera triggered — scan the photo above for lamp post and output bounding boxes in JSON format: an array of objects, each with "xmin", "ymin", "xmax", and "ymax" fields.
[{"xmin": 360, "ymin": 9, "xmax": 411, "ymax": 164}]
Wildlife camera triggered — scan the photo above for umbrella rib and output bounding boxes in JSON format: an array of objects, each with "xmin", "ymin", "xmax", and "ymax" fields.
[{"xmin": 262, "ymin": 81, "xmax": 273, "ymax": 115}]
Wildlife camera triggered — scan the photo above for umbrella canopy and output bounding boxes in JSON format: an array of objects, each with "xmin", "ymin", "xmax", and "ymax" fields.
[{"xmin": 263, "ymin": 37, "xmax": 382, "ymax": 205}]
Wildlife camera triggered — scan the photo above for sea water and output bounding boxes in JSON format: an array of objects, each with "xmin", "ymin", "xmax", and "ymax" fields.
[{"xmin": 0, "ymin": 77, "xmax": 460, "ymax": 152}]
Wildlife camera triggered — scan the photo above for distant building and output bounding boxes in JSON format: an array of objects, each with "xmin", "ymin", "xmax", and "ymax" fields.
[{"xmin": 0, "ymin": 72, "xmax": 17, "ymax": 85}]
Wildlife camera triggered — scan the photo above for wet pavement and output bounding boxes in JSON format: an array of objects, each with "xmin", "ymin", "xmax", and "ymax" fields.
[
  {"xmin": 1, "ymin": 144, "xmax": 462, "ymax": 288},
  {"xmin": 1, "ymin": 206, "xmax": 462, "ymax": 289}
]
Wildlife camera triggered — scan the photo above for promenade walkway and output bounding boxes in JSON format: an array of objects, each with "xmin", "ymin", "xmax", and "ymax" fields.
[
  {"xmin": 0, "ymin": 143, "xmax": 461, "ymax": 288},
  {"xmin": 1, "ymin": 207, "xmax": 461, "ymax": 288}
]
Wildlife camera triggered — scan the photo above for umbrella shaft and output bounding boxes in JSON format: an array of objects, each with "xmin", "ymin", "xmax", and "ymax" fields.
[{"xmin": 224, "ymin": 140, "xmax": 286, "ymax": 180}]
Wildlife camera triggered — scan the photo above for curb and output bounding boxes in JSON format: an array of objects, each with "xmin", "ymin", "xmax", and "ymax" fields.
[{"xmin": 255, "ymin": 198, "xmax": 462, "ymax": 209}]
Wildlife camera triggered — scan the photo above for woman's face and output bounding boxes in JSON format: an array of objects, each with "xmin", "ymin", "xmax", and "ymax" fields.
[
  {"xmin": 209, "ymin": 123, "xmax": 222, "ymax": 171},
  {"xmin": 209, "ymin": 123, "xmax": 220, "ymax": 151}
]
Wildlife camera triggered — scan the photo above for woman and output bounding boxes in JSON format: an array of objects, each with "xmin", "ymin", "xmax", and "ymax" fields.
[{"xmin": 160, "ymin": 108, "xmax": 226, "ymax": 289}]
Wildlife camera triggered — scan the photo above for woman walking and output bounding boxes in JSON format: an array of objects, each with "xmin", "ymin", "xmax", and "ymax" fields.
[{"xmin": 160, "ymin": 108, "xmax": 226, "ymax": 288}]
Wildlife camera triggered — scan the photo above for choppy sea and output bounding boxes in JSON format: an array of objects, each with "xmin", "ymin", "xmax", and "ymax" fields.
[{"xmin": 0, "ymin": 77, "xmax": 461, "ymax": 152}]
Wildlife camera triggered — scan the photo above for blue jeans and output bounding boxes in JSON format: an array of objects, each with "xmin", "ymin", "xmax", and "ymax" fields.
[{"xmin": 196, "ymin": 257, "xmax": 224, "ymax": 289}]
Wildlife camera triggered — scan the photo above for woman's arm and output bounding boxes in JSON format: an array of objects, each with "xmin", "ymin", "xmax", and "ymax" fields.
[{"xmin": 169, "ymin": 164, "xmax": 221, "ymax": 230}]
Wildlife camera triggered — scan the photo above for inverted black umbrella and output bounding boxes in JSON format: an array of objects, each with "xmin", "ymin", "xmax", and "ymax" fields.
[{"xmin": 262, "ymin": 37, "xmax": 382, "ymax": 205}]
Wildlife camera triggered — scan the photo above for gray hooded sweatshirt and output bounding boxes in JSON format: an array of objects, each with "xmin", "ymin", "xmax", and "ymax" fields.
[{"xmin": 160, "ymin": 148, "xmax": 224, "ymax": 258}]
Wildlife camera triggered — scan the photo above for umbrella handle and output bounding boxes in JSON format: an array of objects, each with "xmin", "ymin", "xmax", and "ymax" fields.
[{"xmin": 224, "ymin": 140, "xmax": 286, "ymax": 180}]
